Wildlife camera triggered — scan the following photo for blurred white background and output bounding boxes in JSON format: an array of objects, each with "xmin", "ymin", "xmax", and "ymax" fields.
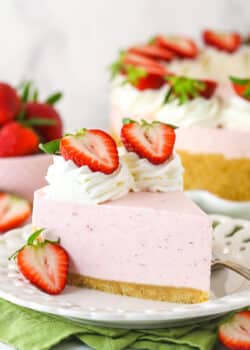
[{"xmin": 0, "ymin": 0, "xmax": 249, "ymax": 131}]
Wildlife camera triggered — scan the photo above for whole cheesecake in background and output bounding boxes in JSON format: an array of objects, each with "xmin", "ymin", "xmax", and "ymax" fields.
[
  {"xmin": 109, "ymin": 30, "xmax": 250, "ymax": 202},
  {"xmin": 33, "ymin": 122, "xmax": 212, "ymax": 303},
  {"xmin": 0, "ymin": 81, "xmax": 63, "ymax": 201}
]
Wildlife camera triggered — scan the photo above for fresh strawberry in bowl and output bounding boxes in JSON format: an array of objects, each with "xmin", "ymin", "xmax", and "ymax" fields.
[
  {"xmin": 10, "ymin": 228, "xmax": 69, "ymax": 295},
  {"xmin": 0, "ymin": 83, "xmax": 20, "ymax": 125},
  {"xmin": 230, "ymin": 76, "xmax": 250, "ymax": 101},
  {"xmin": 202, "ymin": 30, "xmax": 242, "ymax": 53},
  {"xmin": 0, "ymin": 81, "xmax": 64, "ymax": 202}
]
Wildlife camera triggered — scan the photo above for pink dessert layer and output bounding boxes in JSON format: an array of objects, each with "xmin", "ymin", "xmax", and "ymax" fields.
[
  {"xmin": 176, "ymin": 127, "xmax": 250, "ymax": 159},
  {"xmin": 33, "ymin": 189, "xmax": 212, "ymax": 293},
  {"xmin": 0, "ymin": 154, "xmax": 52, "ymax": 202}
]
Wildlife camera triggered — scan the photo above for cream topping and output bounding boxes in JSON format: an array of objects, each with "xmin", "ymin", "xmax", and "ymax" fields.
[
  {"xmin": 120, "ymin": 148, "xmax": 183, "ymax": 192},
  {"xmin": 155, "ymin": 96, "xmax": 221, "ymax": 128},
  {"xmin": 110, "ymin": 75, "xmax": 168, "ymax": 117},
  {"xmin": 45, "ymin": 156, "xmax": 135, "ymax": 204},
  {"xmin": 220, "ymin": 96, "xmax": 250, "ymax": 130}
]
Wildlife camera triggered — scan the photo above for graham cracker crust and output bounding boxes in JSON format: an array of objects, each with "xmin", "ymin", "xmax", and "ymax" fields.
[
  {"xmin": 178, "ymin": 150, "xmax": 250, "ymax": 201},
  {"xmin": 68, "ymin": 274, "xmax": 209, "ymax": 304}
]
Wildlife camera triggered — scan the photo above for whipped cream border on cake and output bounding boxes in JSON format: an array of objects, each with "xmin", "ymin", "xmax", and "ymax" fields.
[
  {"xmin": 155, "ymin": 96, "xmax": 221, "ymax": 128},
  {"xmin": 110, "ymin": 74, "xmax": 222, "ymax": 128},
  {"xmin": 110, "ymin": 74, "xmax": 168, "ymax": 117},
  {"xmin": 120, "ymin": 148, "xmax": 183, "ymax": 192},
  {"xmin": 45, "ymin": 155, "xmax": 135, "ymax": 204},
  {"xmin": 220, "ymin": 96, "xmax": 250, "ymax": 130}
]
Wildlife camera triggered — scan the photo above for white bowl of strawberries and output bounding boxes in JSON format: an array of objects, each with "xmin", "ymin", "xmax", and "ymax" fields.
[{"xmin": 0, "ymin": 81, "xmax": 63, "ymax": 202}]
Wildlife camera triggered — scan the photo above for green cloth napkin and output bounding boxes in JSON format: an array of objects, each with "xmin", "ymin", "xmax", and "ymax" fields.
[{"xmin": 0, "ymin": 298, "xmax": 230, "ymax": 350}]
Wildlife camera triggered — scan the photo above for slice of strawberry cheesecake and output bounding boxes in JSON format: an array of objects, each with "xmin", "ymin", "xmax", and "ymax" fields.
[{"xmin": 32, "ymin": 122, "xmax": 212, "ymax": 303}]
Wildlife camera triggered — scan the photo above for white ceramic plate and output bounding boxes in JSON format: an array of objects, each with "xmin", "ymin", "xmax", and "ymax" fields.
[
  {"xmin": 186, "ymin": 190, "xmax": 250, "ymax": 220},
  {"xmin": 0, "ymin": 216, "xmax": 249, "ymax": 329}
]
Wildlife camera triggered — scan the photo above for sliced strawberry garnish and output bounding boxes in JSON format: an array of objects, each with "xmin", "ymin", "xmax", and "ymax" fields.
[
  {"xmin": 130, "ymin": 73, "xmax": 166, "ymax": 91},
  {"xmin": 128, "ymin": 44, "xmax": 174, "ymax": 62},
  {"xmin": 0, "ymin": 83, "xmax": 20, "ymax": 126},
  {"xmin": 230, "ymin": 76, "xmax": 250, "ymax": 101},
  {"xmin": 203, "ymin": 30, "xmax": 241, "ymax": 53},
  {"xmin": 0, "ymin": 193, "xmax": 31, "ymax": 233},
  {"xmin": 219, "ymin": 311, "xmax": 250, "ymax": 350},
  {"xmin": 164, "ymin": 76, "xmax": 217, "ymax": 104},
  {"xmin": 60, "ymin": 129, "xmax": 119, "ymax": 174},
  {"xmin": 155, "ymin": 35, "xmax": 198, "ymax": 58},
  {"xmin": 121, "ymin": 119, "xmax": 176, "ymax": 165},
  {"xmin": 123, "ymin": 52, "xmax": 168, "ymax": 76},
  {"xmin": 199, "ymin": 79, "xmax": 218, "ymax": 98},
  {"xmin": 12, "ymin": 228, "xmax": 69, "ymax": 295}
]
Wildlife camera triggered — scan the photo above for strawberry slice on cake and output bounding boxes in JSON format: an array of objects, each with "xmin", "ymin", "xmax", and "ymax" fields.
[
  {"xmin": 155, "ymin": 35, "xmax": 198, "ymax": 58},
  {"xmin": 121, "ymin": 119, "xmax": 176, "ymax": 164},
  {"xmin": 202, "ymin": 30, "xmax": 242, "ymax": 53}
]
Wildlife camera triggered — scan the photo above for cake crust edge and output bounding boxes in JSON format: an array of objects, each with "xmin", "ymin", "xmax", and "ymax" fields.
[{"xmin": 68, "ymin": 273, "xmax": 209, "ymax": 304}]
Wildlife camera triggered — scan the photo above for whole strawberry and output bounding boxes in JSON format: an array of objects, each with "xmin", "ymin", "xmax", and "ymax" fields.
[
  {"xmin": 11, "ymin": 228, "xmax": 69, "ymax": 295},
  {"xmin": 0, "ymin": 83, "xmax": 20, "ymax": 125},
  {"xmin": 17, "ymin": 81, "xmax": 63, "ymax": 142},
  {"xmin": 25, "ymin": 102, "xmax": 63, "ymax": 141},
  {"xmin": 0, "ymin": 121, "xmax": 39, "ymax": 157}
]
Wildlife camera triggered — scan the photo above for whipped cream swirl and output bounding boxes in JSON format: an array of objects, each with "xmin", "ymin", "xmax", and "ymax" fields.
[
  {"xmin": 120, "ymin": 149, "xmax": 183, "ymax": 192},
  {"xmin": 155, "ymin": 96, "xmax": 221, "ymax": 128},
  {"xmin": 45, "ymin": 156, "xmax": 135, "ymax": 204},
  {"xmin": 220, "ymin": 96, "xmax": 250, "ymax": 130},
  {"xmin": 110, "ymin": 74, "xmax": 168, "ymax": 117}
]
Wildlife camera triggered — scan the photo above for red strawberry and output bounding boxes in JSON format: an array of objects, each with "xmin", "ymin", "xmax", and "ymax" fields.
[
  {"xmin": 14, "ymin": 229, "xmax": 69, "ymax": 295},
  {"xmin": 199, "ymin": 79, "xmax": 217, "ymax": 98},
  {"xmin": 164, "ymin": 76, "xmax": 217, "ymax": 104},
  {"xmin": 203, "ymin": 30, "xmax": 241, "ymax": 53},
  {"xmin": 123, "ymin": 52, "xmax": 168, "ymax": 76},
  {"xmin": 121, "ymin": 120, "xmax": 176, "ymax": 164},
  {"xmin": 0, "ymin": 83, "xmax": 20, "ymax": 125},
  {"xmin": 155, "ymin": 35, "xmax": 198, "ymax": 58},
  {"xmin": 128, "ymin": 44, "xmax": 174, "ymax": 62},
  {"xmin": 60, "ymin": 129, "xmax": 119, "ymax": 174},
  {"xmin": 0, "ymin": 121, "xmax": 39, "ymax": 157},
  {"xmin": 131, "ymin": 74, "xmax": 166, "ymax": 91},
  {"xmin": 230, "ymin": 76, "xmax": 250, "ymax": 101},
  {"xmin": 219, "ymin": 311, "xmax": 250, "ymax": 350},
  {"xmin": 25, "ymin": 102, "xmax": 63, "ymax": 142},
  {"xmin": 0, "ymin": 193, "xmax": 31, "ymax": 233}
]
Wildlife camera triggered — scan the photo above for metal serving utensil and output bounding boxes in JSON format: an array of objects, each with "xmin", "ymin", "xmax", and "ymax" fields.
[{"xmin": 212, "ymin": 253, "xmax": 250, "ymax": 280}]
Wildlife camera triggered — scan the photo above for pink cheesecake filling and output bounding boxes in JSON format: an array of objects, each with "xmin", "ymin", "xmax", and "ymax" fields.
[
  {"xmin": 33, "ymin": 189, "xmax": 212, "ymax": 293},
  {"xmin": 176, "ymin": 127, "xmax": 250, "ymax": 159}
]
